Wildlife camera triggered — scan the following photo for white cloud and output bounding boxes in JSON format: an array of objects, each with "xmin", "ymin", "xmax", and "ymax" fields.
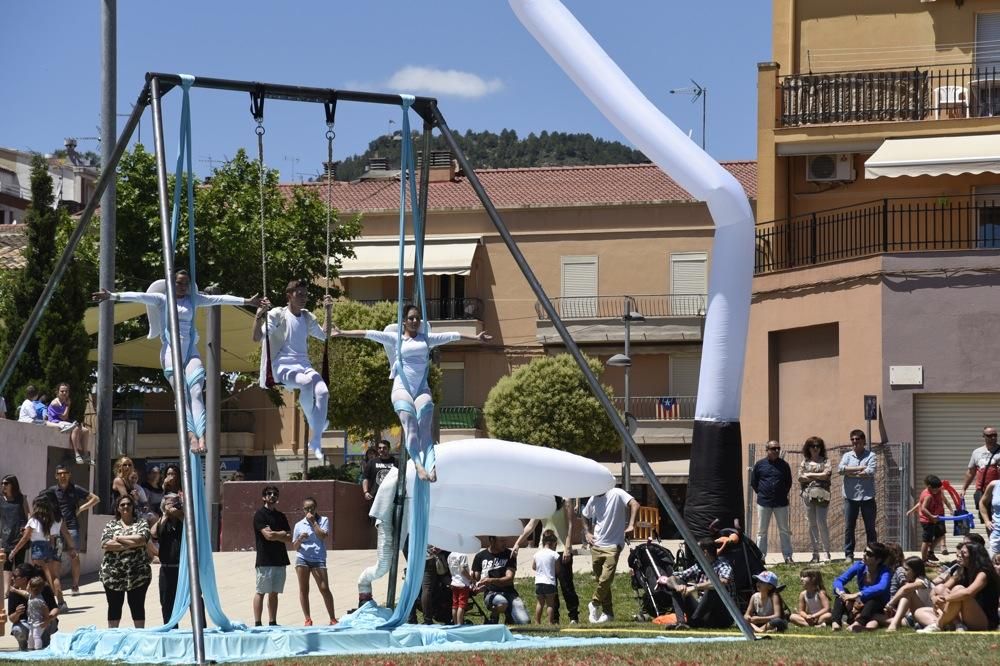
[{"xmin": 385, "ymin": 66, "xmax": 503, "ymax": 99}]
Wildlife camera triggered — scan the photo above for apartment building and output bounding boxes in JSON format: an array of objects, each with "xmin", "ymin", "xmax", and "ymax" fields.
[
  {"xmin": 748, "ymin": 1, "xmax": 1000, "ymax": 513},
  {"xmin": 0, "ymin": 140, "xmax": 99, "ymax": 226}
]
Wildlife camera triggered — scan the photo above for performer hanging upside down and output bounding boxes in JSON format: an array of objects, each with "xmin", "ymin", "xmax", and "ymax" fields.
[
  {"xmin": 254, "ymin": 280, "xmax": 335, "ymax": 461},
  {"xmin": 331, "ymin": 303, "xmax": 491, "ymax": 482},
  {"xmin": 93, "ymin": 270, "xmax": 260, "ymax": 453}
]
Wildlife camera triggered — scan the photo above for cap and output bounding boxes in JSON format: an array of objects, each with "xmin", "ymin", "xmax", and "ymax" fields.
[{"xmin": 753, "ymin": 570, "xmax": 779, "ymax": 587}]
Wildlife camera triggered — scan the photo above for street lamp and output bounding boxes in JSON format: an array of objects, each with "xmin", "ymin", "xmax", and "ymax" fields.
[
  {"xmin": 607, "ymin": 299, "xmax": 645, "ymax": 492},
  {"xmin": 669, "ymin": 79, "xmax": 707, "ymax": 150}
]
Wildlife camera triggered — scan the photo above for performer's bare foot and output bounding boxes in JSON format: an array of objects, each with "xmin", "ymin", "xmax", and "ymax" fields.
[
  {"xmin": 414, "ymin": 462, "xmax": 438, "ymax": 483},
  {"xmin": 187, "ymin": 431, "xmax": 199, "ymax": 451}
]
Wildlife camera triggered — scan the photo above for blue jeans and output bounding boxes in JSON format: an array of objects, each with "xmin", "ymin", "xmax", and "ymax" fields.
[{"xmin": 843, "ymin": 498, "xmax": 877, "ymax": 558}]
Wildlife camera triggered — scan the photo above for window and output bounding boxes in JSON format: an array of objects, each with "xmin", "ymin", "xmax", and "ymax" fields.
[
  {"xmin": 669, "ymin": 252, "xmax": 707, "ymax": 316},
  {"xmin": 440, "ymin": 362, "xmax": 465, "ymax": 407},
  {"xmin": 560, "ymin": 255, "xmax": 598, "ymax": 318}
]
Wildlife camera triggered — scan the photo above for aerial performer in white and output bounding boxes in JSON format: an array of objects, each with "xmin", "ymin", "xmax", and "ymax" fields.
[
  {"xmin": 92, "ymin": 270, "xmax": 261, "ymax": 453},
  {"xmin": 331, "ymin": 303, "xmax": 491, "ymax": 481},
  {"xmin": 510, "ymin": 0, "xmax": 754, "ymax": 536},
  {"xmin": 254, "ymin": 279, "xmax": 335, "ymax": 461}
]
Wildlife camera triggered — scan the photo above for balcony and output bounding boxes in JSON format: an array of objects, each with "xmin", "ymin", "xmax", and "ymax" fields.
[
  {"xmin": 755, "ymin": 195, "xmax": 1000, "ymax": 275},
  {"xmin": 439, "ymin": 406, "xmax": 482, "ymax": 429},
  {"xmin": 535, "ymin": 294, "xmax": 706, "ymax": 345},
  {"xmin": 779, "ymin": 64, "xmax": 1000, "ymax": 127},
  {"xmin": 610, "ymin": 395, "xmax": 697, "ymax": 445}
]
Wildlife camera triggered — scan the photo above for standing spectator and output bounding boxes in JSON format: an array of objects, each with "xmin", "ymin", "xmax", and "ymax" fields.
[
  {"xmin": 581, "ymin": 487, "xmax": 639, "ymax": 623},
  {"xmin": 45, "ymin": 383, "xmax": 92, "ymax": 465},
  {"xmin": 0, "ymin": 475, "xmax": 29, "ymax": 599},
  {"xmin": 17, "ymin": 386, "xmax": 40, "ymax": 423},
  {"xmin": 151, "ymin": 493, "xmax": 184, "ymax": 624},
  {"xmin": 915, "ymin": 541, "xmax": 1000, "ymax": 632},
  {"xmin": 141, "ymin": 466, "xmax": 164, "ymax": 520},
  {"xmin": 291, "ymin": 496, "xmax": 337, "ymax": 626},
  {"xmin": 750, "ymin": 440, "xmax": 794, "ymax": 564},
  {"xmin": 111, "ymin": 457, "xmax": 139, "ymax": 506},
  {"xmin": 100, "ymin": 495, "xmax": 151, "ymax": 628},
  {"xmin": 532, "ymin": 530, "xmax": 561, "ymax": 625},
  {"xmin": 361, "ymin": 441, "xmax": 397, "ymax": 502},
  {"xmin": 252, "ymin": 485, "xmax": 292, "ymax": 627},
  {"xmin": 472, "ymin": 536, "xmax": 529, "ymax": 625},
  {"xmin": 9, "ymin": 497, "xmax": 73, "ymax": 611},
  {"xmin": 659, "ymin": 537, "xmax": 738, "ymax": 629},
  {"xmin": 798, "ymin": 436, "xmax": 832, "ymax": 562},
  {"xmin": 830, "ymin": 541, "xmax": 891, "ymax": 632},
  {"xmin": 917, "ymin": 476, "xmax": 947, "ymax": 563},
  {"xmin": 963, "ymin": 425, "xmax": 1000, "ymax": 527},
  {"xmin": 979, "ymin": 475, "xmax": 1000, "ymax": 555},
  {"xmin": 161, "ymin": 464, "xmax": 181, "ymax": 495},
  {"xmin": 46, "ymin": 463, "xmax": 99, "ymax": 596},
  {"xmin": 6, "ymin": 563, "xmax": 59, "ymax": 650},
  {"xmin": 447, "ymin": 550, "xmax": 473, "ymax": 626},
  {"xmin": 511, "ymin": 496, "xmax": 580, "ymax": 624},
  {"xmin": 838, "ymin": 430, "xmax": 878, "ymax": 561}
]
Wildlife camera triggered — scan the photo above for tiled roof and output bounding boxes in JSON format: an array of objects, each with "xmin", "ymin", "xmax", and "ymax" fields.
[
  {"xmin": 284, "ymin": 161, "xmax": 757, "ymax": 214},
  {"xmin": 0, "ymin": 225, "xmax": 26, "ymax": 270}
]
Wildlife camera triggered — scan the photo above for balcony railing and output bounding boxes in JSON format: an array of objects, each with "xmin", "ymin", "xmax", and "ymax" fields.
[
  {"xmin": 353, "ymin": 297, "xmax": 483, "ymax": 321},
  {"xmin": 440, "ymin": 406, "xmax": 482, "ymax": 429},
  {"xmin": 779, "ymin": 64, "xmax": 1000, "ymax": 127},
  {"xmin": 534, "ymin": 294, "xmax": 707, "ymax": 320},
  {"xmin": 610, "ymin": 396, "xmax": 696, "ymax": 421},
  {"xmin": 755, "ymin": 195, "xmax": 1000, "ymax": 275}
]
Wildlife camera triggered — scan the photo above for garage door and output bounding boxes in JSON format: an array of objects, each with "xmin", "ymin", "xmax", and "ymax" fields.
[{"xmin": 913, "ymin": 393, "xmax": 1000, "ymax": 550}]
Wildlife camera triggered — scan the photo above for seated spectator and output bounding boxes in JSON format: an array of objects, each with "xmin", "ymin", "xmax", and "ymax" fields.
[
  {"xmin": 885, "ymin": 556, "xmax": 932, "ymax": 632},
  {"xmin": 659, "ymin": 537, "xmax": 737, "ymax": 629},
  {"xmin": 472, "ymin": 536, "xmax": 529, "ymax": 625},
  {"xmin": 885, "ymin": 542, "xmax": 907, "ymax": 599},
  {"xmin": 789, "ymin": 568, "xmax": 831, "ymax": 628},
  {"xmin": 744, "ymin": 570, "xmax": 787, "ymax": 633},
  {"xmin": 831, "ymin": 541, "xmax": 891, "ymax": 632},
  {"xmin": 17, "ymin": 386, "xmax": 41, "ymax": 424},
  {"xmin": 916, "ymin": 541, "xmax": 1000, "ymax": 632},
  {"xmin": 5, "ymin": 563, "xmax": 59, "ymax": 650},
  {"xmin": 931, "ymin": 533, "xmax": 986, "ymax": 595},
  {"xmin": 45, "ymin": 383, "xmax": 91, "ymax": 465}
]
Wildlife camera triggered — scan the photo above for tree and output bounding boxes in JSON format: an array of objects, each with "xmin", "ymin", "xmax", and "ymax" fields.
[
  {"xmin": 0, "ymin": 155, "xmax": 94, "ymax": 418},
  {"xmin": 483, "ymin": 353, "xmax": 617, "ymax": 456},
  {"xmin": 322, "ymin": 300, "xmax": 440, "ymax": 443}
]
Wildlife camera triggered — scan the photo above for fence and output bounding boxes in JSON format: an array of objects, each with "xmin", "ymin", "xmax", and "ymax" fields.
[
  {"xmin": 439, "ymin": 406, "xmax": 482, "ymax": 429},
  {"xmin": 534, "ymin": 294, "xmax": 707, "ymax": 320},
  {"xmin": 745, "ymin": 441, "xmax": 912, "ymax": 553},
  {"xmin": 609, "ymin": 395, "xmax": 696, "ymax": 420}
]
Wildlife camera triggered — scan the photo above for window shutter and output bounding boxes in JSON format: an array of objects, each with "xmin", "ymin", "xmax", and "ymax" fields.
[
  {"xmin": 976, "ymin": 13, "xmax": 1000, "ymax": 66},
  {"xmin": 670, "ymin": 355, "xmax": 701, "ymax": 397},
  {"xmin": 560, "ymin": 255, "xmax": 598, "ymax": 318},
  {"xmin": 670, "ymin": 253, "xmax": 707, "ymax": 316}
]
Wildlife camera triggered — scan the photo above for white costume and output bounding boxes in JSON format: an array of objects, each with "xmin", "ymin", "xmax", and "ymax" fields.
[
  {"xmin": 114, "ymin": 285, "xmax": 244, "ymax": 437},
  {"xmin": 258, "ymin": 306, "xmax": 329, "ymax": 456}
]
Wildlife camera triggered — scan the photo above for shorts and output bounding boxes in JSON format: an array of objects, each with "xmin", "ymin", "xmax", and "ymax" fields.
[
  {"xmin": 30, "ymin": 541, "xmax": 56, "ymax": 562},
  {"xmin": 535, "ymin": 583, "xmax": 557, "ymax": 596},
  {"xmin": 295, "ymin": 557, "xmax": 326, "ymax": 569},
  {"xmin": 921, "ymin": 521, "xmax": 946, "ymax": 543},
  {"xmin": 451, "ymin": 585, "xmax": 470, "ymax": 609},
  {"xmin": 255, "ymin": 566, "xmax": 287, "ymax": 594},
  {"xmin": 56, "ymin": 529, "xmax": 80, "ymax": 559}
]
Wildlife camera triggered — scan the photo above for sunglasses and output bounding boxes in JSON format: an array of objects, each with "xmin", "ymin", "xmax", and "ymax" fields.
[
  {"xmin": 118, "ymin": 503, "xmax": 133, "ymax": 509},
  {"xmin": 985, "ymin": 434, "xmax": 998, "ymax": 439},
  {"xmin": 264, "ymin": 492, "xmax": 279, "ymax": 498},
  {"xmin": 1, "ymin": 481, "xmax": 10, "ymax": 485}
]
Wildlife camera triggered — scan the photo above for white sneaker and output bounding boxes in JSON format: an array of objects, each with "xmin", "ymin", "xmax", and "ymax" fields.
[
  {"xmin": 917, "ymin": 623, "xmax": 940, "ymax": 633},
  {"xmin": 954, "ymin": 622, "xmax": 967, "ymax": 632},
  {"xmin": 568, "ymin": 619, "xmax": 578, "ymax": 625},
  {"xmin": 595, "ymin": 613, "xmax": 612, "ymax": 623},
  {"xmin": 587, "ymin": 601, "xmax": 600, "ymax": 623},
  {"xmin": 313, "ymin": 448, "xmax": 325, "ymax": 462}
]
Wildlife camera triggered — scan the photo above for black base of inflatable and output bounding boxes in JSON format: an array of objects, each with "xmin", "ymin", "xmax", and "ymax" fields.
[{"xmin": 683, "ymin": 420, "xmax": 744, "ymax": 542}]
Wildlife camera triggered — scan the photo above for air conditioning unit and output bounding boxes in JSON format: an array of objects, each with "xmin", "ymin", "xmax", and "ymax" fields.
[{"xmin": 806, "ymin": 153, "xmax": 855, "ymax": 182}]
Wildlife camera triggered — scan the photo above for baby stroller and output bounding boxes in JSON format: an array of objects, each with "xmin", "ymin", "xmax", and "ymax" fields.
[
  {"xmin": 710, "ymin": 520, "xmax": 766, "ymax": 609},
  {"xmin": 628, "ymin": 540, "xmax": 675, "ymax": 621}
]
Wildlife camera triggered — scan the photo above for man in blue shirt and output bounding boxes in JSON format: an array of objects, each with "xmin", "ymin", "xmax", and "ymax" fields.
[
  {"xmin": 750, "ymin": 441, "xmax": 793, "ymax": 563},
  {"xmin": 838, "ymin": 429, "xmax": 878, "ymax": 560}
]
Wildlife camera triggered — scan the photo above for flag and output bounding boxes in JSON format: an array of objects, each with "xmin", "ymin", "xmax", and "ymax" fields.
[{"xmin": 656, "ymin": 397, "xmax": 679, "ymax": 420}]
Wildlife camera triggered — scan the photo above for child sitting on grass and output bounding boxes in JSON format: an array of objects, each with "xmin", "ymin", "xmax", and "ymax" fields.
[
  {"xmin": 789, "ymin": 568, "xmax": 831, "ymax": 628},
  {"xmin": 885, "ymin": 556, "xmax": 932, "ymax": 632},
  {"xmin": 744, "ymin": 570, "xmax": 787, "ymax": 633},
  {"xmin": 532, "ymin": 530, "xmax": 561, "ymax": 625}
]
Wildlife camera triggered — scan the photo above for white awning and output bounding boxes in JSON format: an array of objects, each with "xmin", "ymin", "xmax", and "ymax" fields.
[
  {"xmin": 601, "ymin": 459, "xmax": 689, "ymax": 485},
  {"xmin": 338, "ymin": 240, "xmax": 480, "ymax": 278},
  {"xmin": 865, "ymin": 134, "xmax": 1000, "ymax": 178}
]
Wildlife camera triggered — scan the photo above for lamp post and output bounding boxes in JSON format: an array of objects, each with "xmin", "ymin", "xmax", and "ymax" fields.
[{"xmin": 607, "ymin": 297, "xmax": 645, "ymax": 492}]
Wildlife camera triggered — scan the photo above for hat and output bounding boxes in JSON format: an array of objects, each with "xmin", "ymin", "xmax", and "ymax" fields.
[{"xmin": 753, "ymin": 570, "xmax": 779, "ymax": 587}]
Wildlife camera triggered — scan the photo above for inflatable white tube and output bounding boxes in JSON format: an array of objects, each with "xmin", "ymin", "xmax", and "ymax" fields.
[
  {"xmin": 433, "ymin": 439, "xmax": 615, "ymax": 497},
  {"xmin": 430, "ymin": 508, "xmax": 524, "ymax": 539},
  {"xmin": 427, "ymin": 482, "xmax": 555, "ymax": 519},
  {"xmin": 427, "ymin": 526, "xmax": 485, "ymax": 555},
  {"xmin": 509, "ymin": 0, "xmax": 753, "ymax": 422}
]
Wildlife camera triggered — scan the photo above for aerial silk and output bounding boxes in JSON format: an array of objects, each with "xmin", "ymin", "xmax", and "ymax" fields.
[
  {"xmin": 378, "ymin": 96, "xmax": 432, "ymax": 630},
  {"xmin": 510, "ymin": 0, "xmax": 754, "ymax": 539}
]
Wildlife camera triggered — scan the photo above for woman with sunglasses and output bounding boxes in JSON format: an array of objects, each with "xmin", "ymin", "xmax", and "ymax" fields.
[
  {"xmin": 798, "ymin": 436, "xmax": 832, "ymax": 563},
  {"xmin": 915, "ymin": 541, "xmax": 1000, "ymax": 632},
  {"xmin": 830, "ymin": 541, "xmax": 891, "ymax": 631},
  {"xmin": 0, "ymin": 476, "xmax": 29, "ymax": 599},
  {"xmin": 332, "ymin": 303, "xmax": 491, "ymax": 481},
  {"xmin": 111, "ymin": 457, "xmax": 140, "ymax": 508},
  {"xmin": 99, "ymin": 496, "xmax": 151, "ymax": 628}
]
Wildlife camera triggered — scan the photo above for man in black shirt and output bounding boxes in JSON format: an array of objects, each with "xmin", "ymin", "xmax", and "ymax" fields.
[
  {"xmin": 46, "ymin": 464, "xmax": 98, "ymax": 598},
  {"xmin": 152, "ymin": 493, "xmax": 184, "ymax": 624},
  {"xmin": 7, "ymin": 563, "xmax": 60, "ymax": 649},
  {"xmin": 472, "ymin": 536, "xmax": 529, "ymax": 625},
  {"xmin": 252, "ymin": 485, "xmax": 291, "ymax": 626},
  {"xmin": 362, "ymin": 440, "xmax": 398, "ymax": 502}
]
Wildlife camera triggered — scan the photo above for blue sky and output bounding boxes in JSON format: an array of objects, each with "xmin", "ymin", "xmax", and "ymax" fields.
[{"xmin": 3, "ymin": 1, "xmax": 771, "ymax": 180}]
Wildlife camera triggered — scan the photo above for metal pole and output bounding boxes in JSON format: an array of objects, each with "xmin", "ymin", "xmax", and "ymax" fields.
[
  {"xmin": 386, "ymin": 443, "xmax": 409, "ymax": 609},
  {"xmin": 302, "ymin": 403, "xmax": 309, "ymax": 480},
  {"xmin": 432, "ymin": 104, "xmax": 756, "ymax": 641},
  {"xmin": 0, "ymin": 91, "xmax": 145, "ymax": 399},
  {"xmin": 204, "ymin": 286, "xmax": 221, "ymax": 551},
  {"xmin": 702, "ymin": 89, "xmax": 707, "ymax": 150},
  {"xmin": 622, "ymin": 303, "xmax": 631, "ymax": 494},
  {"xmin": 97, "ymin": 0, "xmax": 118, "ymax": 513},
  {"xmin": 149, "ymin": 75, "xmax": 207, "ymax": 663}
]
